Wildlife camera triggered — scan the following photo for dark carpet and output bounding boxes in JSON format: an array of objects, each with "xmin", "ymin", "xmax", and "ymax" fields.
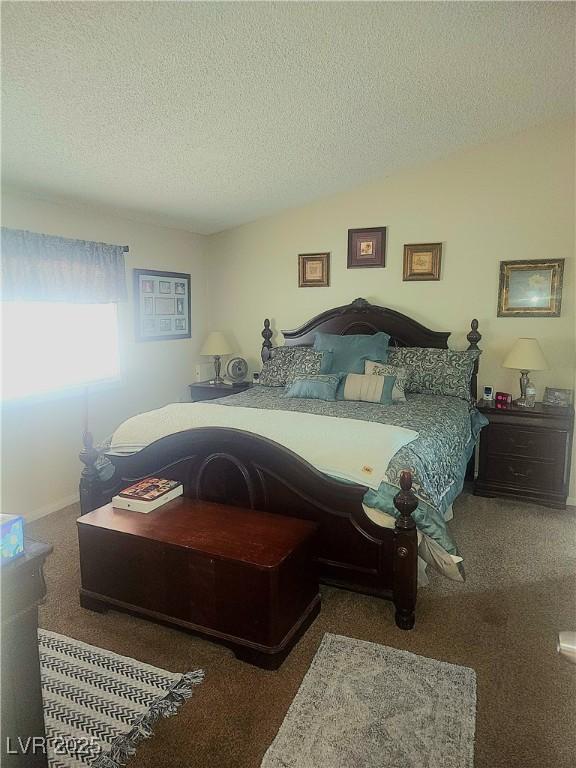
[{"xmin": 29, "ymin": 490, "xmax": 576, "ymax": 768}]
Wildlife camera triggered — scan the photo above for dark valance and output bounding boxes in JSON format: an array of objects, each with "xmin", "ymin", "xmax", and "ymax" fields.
[{"xmin": 1, "ymin": 228, "xmax": 128, "ymax": 303}]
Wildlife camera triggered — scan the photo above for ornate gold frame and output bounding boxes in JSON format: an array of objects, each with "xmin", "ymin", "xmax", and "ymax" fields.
[
  {"xmin": 498, "ymin": 259, "xmax": 564, "ymax": 317},
  {"xmin": 403, "ymin": 243, "xmax": 442, "ymax": 281},
  {"xmin": 298, "ymin": 252, "xmax": 330, "ymax": 287}
]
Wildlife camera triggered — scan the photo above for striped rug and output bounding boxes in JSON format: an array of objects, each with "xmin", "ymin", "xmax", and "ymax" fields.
[{"xmin": 38, "ymin": 629, "xmax": 204, "ymax": 768}]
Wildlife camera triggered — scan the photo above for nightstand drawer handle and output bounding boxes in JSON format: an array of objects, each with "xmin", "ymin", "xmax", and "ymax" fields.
[
  {"xmin": 509, "ymin": 466, "xmax": 529, "ymax": 479},
  {"xmin": 512, "ymin": 441, "xmax": 533, "ymax": 451}
]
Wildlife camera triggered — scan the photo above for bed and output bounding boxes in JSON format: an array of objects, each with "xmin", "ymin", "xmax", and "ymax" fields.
[{"xmin": 79, "ymin": 298, "xmax": 483, "ymax": 630}]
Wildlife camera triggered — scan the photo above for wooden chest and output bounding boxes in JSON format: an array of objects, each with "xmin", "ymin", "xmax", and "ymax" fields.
[{"xmin": 77, "ymin": 498, "xmax": 320, "ymax": 668}]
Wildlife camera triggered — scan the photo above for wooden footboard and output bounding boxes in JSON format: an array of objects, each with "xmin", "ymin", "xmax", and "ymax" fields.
[{"xmin": 79, "ymin": 428, "xmax": 418, "ymax": 629}]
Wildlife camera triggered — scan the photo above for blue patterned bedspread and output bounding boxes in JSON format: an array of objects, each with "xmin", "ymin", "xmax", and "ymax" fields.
[{"xmin": 211, "ymin": 387, "xmax": 487, "ymax": 555}]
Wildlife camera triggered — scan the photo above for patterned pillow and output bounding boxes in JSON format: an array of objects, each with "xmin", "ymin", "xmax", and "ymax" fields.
[
  {"xmin": 259, "ymin": 347, "xmax": 296, "ymax": 387},
  {"xmin": 365, "ymin": 361, "xmax": 409, "ymax": 402},
  {"xmin": 286, "ymin": 348, "xmax": 327, "ymax": 386},
  {"xmin": 386, "ymin": 347, "xmax": 480, "ymax": 402}
]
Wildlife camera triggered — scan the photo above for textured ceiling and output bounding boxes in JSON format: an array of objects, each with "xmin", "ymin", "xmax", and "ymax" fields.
[{"xmin": 2, "ymin": 2, "xmax": 574, "ymax": 234}]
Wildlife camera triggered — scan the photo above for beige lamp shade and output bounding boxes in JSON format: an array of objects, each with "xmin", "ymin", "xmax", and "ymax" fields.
[
  {"xmin": 502, "ymin": 338, "xmax": 548, "ymax": 371},
  {"xmin": 200, "ymin": 331, "xmax": 233, "ymax": 357}
]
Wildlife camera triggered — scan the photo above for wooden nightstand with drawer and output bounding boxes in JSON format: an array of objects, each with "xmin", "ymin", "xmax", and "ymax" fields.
[
  {"xmin": 474, "ymin": 400, "xmax": 574, "ymax": 509},
  {"xmin": 189, "ymin": 381, "xmax": 252, "ymax": 402}
]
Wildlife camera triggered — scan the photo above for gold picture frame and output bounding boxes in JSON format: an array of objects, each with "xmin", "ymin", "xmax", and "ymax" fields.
[
  {"xmin": 498, "ymin": 259, "xmax": 564, "ymax": 317},
  {"xmin": 403, "ymin": 243, "xmax": 442, "ymax": 281},
  {"xmin": 298, "ymin": 252, "xmax": 330, "ymax": 287}
]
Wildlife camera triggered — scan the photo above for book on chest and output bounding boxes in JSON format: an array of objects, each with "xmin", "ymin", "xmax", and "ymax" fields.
[{"xmin": 112, "ymin": 477, "xmax": 183, "ymax": 513}]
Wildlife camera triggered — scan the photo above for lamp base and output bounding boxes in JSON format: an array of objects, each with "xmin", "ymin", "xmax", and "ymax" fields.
[
  {"xmin": 515, "ymin": 370, "xmax": 531, "ymax": 407},
  {"xmin": 212, "ymin": 355, "xmax": 224, "ymax": 385}
]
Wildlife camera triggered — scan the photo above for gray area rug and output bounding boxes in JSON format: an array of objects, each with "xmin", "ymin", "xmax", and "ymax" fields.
[
  {"xmin": 39, "ymin": 629, "xmax": 203, "ymax": 768},
  {"xmin": 261, "ymin": 633, "xmax": 476, "ymax": 768}
]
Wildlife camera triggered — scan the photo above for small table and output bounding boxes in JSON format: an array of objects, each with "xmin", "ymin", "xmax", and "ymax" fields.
[
  {"xmin": 474, "ymin": 399, "xmax": 574, "ymax": 508},
  {"xmin": 1, "ymin": 540, "xmax": 52, "ymax": 768},
  {"xmin": 189, "ymin": 381, "xmax": 252, "ymax": 402},
  {"xmin": 77, "ymin": 498, "xmax": 319, "ymax": 669}
]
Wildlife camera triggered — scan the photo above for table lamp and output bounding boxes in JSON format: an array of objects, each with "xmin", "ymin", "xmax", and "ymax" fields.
[
  {"xmin": 502, "ymin": 337, "xmax": 548, "ymax": 407},
  {"xmin": 200, "ymin": 331, "xmax": 233, "ymax": 384}
]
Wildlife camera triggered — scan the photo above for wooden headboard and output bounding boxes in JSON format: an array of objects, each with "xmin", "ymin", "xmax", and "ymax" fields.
[{"xmin": 260, "ymin": 297, "xmax": 482, "ymax": 399}]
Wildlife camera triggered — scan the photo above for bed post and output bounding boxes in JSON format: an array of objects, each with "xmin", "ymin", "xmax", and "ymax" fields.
[
  {"xmin": 392, "ymin": 470, "xmax": 418, "ymax": 630},
  {"xmin": 261, "ymin": 318, "xmax": 273, "ymax": 363},
  {"xmin": 466, "ymin": 318, "xmax": 482, "ymax": 480},
  {"xmin": 466, "ymin": 318, "xmax": 481, "ymax": 402},
  {"xmin": 79, "ymin": 430, "xmax": 103, "ymax": 515}
]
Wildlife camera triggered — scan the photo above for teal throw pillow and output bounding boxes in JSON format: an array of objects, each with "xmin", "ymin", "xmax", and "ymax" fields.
[
  {"xmin": 314, "ymin": 332, "xmax": 390, "ymax": 374},
  {"xmin": 284, "ymin": 374, "xmax": 341, "ymax": 401}
]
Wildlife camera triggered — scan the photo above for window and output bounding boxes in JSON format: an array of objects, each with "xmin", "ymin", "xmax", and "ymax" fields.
[{"xmin": 2, "ymin": 301, "xmax": 120, "ymax": 401}]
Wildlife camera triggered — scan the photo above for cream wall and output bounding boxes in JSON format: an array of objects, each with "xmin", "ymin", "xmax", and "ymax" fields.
[
  {"xmin": 1, "ymin": 191, "xmax": 208, "ymax": 518},
  {"xmin": 2, "ymin": 118, "xmax": 574, "ymax": 517},
  {"xmin": 206, "ymin": 118, "xmax": 575, "ymax": 496}
]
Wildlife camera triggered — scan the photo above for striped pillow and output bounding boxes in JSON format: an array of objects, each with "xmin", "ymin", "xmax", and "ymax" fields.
[
  {"xmin": 342, "ymin": 373, "xmax": 396, "ymax": 405},
  {"xmin": 365, "ymin": 361, "xmax": 409, "ymax": 402}
]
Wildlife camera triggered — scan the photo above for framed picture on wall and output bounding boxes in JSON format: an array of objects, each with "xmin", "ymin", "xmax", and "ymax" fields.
[
  {"xmin": 347, "ymin": 227, "xmax": 387, "ymax": 268},
  {"xmin": 298, "ymin": 252, "xmax": 330, "ymax": 287},
  {"xmin": 497, "ymin": 259, "xmax": 564, "ymax": 317},
  {"xmin": 403, "ymin": 243, "xmax": 442, "ymax": 281},
  {"xmin": 134, "ymin": 269, "xmax": 191, "ymax": 341}
]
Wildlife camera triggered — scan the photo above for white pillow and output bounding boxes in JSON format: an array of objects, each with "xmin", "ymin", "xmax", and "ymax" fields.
[
  {"xmin": 362, "ymin": 503, "xmax": 464, "ymax": 583},
  {"xmin": 365, "ymin": 360, "xmax": 408, "ymax": 401},
  {"xmin": 416, "ymin": 531, "xmax": 464, "ymax": 583}
]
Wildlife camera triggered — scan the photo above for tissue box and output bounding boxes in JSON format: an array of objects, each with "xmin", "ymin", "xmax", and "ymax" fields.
[{"xmin": 0, "ymin": 514, "xmax": 25, "ymax": 564}]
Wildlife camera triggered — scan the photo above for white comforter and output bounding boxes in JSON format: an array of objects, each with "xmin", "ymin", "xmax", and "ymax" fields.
[{"xmin": 110, "ymin": 403, "xmax": 418, "ymax": 492}]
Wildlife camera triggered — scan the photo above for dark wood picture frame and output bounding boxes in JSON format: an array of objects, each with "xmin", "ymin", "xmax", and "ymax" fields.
[
  {"xmin": 498, "ymin": 259, "xmax": 564, "ymax": 317},
  {"xmin": 403, "ymin": 243, "xmax": 442, "ymax": 281},
  {"xmin": 298, "ymin": 253, "xmax": 330, "ymax": 287},
  {"xmin": 133, "ymin": 268, "xmax": 191, "ymax": 341},
  {"xmin": 347, "ymin": 227, "xmax": 387, "ymax": 268}
]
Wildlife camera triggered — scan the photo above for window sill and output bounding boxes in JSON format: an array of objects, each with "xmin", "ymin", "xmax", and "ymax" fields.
[{"xmin": 2, "ymin": 378, "xmax": 123, "ymax": 408}]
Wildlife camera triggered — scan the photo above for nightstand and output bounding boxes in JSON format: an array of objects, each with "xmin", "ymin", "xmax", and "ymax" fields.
[
  {"xmin": 189, "ymin": 381, "xmax": 252, "ymax": 402},
  {"xmin": 474, "ymin": 399, "xmax": 574, "ymax": 509}
]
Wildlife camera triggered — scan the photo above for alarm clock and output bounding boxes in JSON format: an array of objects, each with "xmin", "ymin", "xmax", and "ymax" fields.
[
  {"xmin": 483, "ymin": 386, "xmax": 494, "ymax": 401},
  {"xmin": 226, "ymin": 356, "xmax": 248, "ymax": 384},
  {"xmin": 495, "ymin": 391, "xmax": 512, "ymax": 409}
]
